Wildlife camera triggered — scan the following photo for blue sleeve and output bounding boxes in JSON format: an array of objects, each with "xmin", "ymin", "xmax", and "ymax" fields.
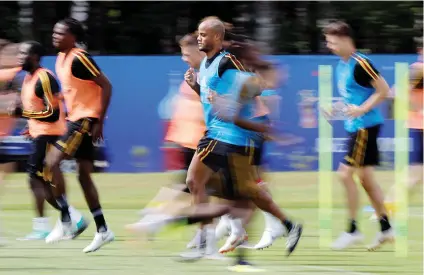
[{"xmin": 261, "ymin": 89, "xmax": 278, "ymax": 97}]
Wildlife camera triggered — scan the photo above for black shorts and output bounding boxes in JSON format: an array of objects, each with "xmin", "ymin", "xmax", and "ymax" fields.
[
  {"xmin": 54, "ymin": 118, "xmax": 96, "ymax": 160},
  {"xmin": 28, "ymin": 135, "xmax": 59, "ymax": 182},
  {"xmin": 197, "ymin": 136, "xmax": 261, "ymax": 200},
  {"xmin": 343, "ymin": 124, "xmax": 381, "ymax": 167},
  {"xmin": 251, "ymin": 140, "xmax": 265, "ymax": 166},
  {"xmin": 182, "ymin": 147, "xmax": 196, "ymax": 170},
  {"xmin": 409, "ymin": 128, "xmax": 423, "ymax": 164}
]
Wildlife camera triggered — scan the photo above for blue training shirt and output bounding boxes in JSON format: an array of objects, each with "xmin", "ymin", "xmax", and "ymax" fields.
[
  {"xmin": 198, "ymin": 51, "xmax": 258, "ymax": 147},
  {"xmin": 336, "ymin": 52, "xmax": 384, "ymax": 133}
]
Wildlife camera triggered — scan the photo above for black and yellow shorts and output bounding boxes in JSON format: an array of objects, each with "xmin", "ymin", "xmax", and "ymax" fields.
[
  {"xmin": 28, "ymin": 135, "xmax": 59, "ymax": 182},
  {"xmin": 343, "ymin": 124, "xmax": 381, "ymax": 167},
  {"xmin": 197, "ymin": 136, "xmax": 261, "ymax": 200},
  {"xmin": 54, "ymin": 118, "xmax": 95, "ymax": 160}
]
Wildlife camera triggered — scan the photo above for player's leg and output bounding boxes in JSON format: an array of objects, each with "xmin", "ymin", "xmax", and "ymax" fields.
[
  {"xmin": 19, "ymin": 136, "xmax": 57, "ymax": 240},
  {"xmin": 73, "ymin": 130, "xmax": 114, "ymax": 253},
  {"xmin": 224, "ymin": 152, "xmax": 303, "ymax": 256},
  {"xmin": 45, "ymin": 122, "xmax": 89, "ymax": 244},
  {"xmin": 253, "ymin": 168, "xmax": 287, "ymax": 250},
  {"xmin": 0, "ymin": 160, "xmax": 14, "ymax": 245},
  {"xmin": 248, "ymin": 143, "xmax": 287, "ymax": 249},
  {"xmin": 357, "ymin": 125, "xmax": 394, "ymax": 251},
  {"xmin": 332, "ymin": 129, "xmax": 365, "ymax": 250},
  {"xmin": 383, "ymin": 128, "xmax": 423, "ymax": 213},
  {"xmin": 184, "ymin": 147, "xmax": 222, "ymax": 256}
]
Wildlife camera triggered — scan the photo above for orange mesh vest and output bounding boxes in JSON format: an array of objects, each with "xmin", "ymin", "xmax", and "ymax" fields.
[
  {"xmin": 21, "ymin": 68, "xmax": 66, "ymax": 137},
  {"xmin": 165, "ymin": 80, "xmax": 205, "ymax": 150},
  {"xmin": 55, "ymin": 48, "xmax": 102, "ymax": 121},
  {"xmin": 0, "ymin": 67, "xmax": 21, "ymax": 137}
]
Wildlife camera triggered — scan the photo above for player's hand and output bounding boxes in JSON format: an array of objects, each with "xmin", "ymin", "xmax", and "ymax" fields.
[
  {"xmin": 20, "ymin": 127, "xmax": 31, "ymax": 138},
  {"xmin": 184, "ymin": 67, "xmax": 197, "ymax": 88},
  {"xmin": 320, "ymin": 107, "xmax": 333, "ymax": 122},
  {"xmin": 91, "ymin": 120, "xmax": 104, "ymax": 142},
  {"xmin": 345, "ymin": 104, "xmax": 365, "ymax": 118}
]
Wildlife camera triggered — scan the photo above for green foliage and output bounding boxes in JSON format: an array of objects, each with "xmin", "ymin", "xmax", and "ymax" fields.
[{"xmin": 3, "ymin": 1, "xmax": 422, "ymax": 54}]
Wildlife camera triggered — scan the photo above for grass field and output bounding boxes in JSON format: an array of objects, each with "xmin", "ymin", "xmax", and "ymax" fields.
[{"xmin": 0, "ymin": 171, "xmax": 422, "ymax": 275}]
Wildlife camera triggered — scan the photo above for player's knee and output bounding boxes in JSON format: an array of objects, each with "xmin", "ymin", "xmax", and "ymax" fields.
[
  {"xmin": 28, "ymin": 167, "xmax": 43, "ymax": 184},
  {"xmin": 185, "ymin": 177, "xmax": 196, "ymax": 193},
  {"xmin": 28, "ymin": 173, "xmax": 44, "ymax": 191},
  {"xmin": 338, "ymin": 166, "xmax": 353, "ymax": 183}
]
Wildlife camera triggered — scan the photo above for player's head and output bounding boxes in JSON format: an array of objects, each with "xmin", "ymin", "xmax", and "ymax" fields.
[
  {"xmin": 323, "ymin": 21, "xmax": 355, "ymax": 57},
  {"xmin": 53, "ymin": 18, "xmax": 86, "ymax": 51},
  {"xmin": 197, "ymin": 16, "xmax": 225, "ymax": 53},
  {"xmin": 178, "ymin": 33, "xmax": 205, "ymax": 69},
  {"xmin": 18, "ymin": 41, "xmax": 45, "ymax": 72}
]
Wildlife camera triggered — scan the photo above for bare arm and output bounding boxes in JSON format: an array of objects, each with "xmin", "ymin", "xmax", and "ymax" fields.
[{"xmin": 92, "ymin": 74, "xmax": 112, "ymax": 121}]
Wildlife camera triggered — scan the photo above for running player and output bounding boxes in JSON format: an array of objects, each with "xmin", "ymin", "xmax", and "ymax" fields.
[
  {"xmin": 0, "ymin": 66, "xmax": 22, "ymax": 244},
  {"xmin": 323, "ymin": 21, "xmax": 394, "ymax": 251},
  {"xmin": 45, "ymin": 18, "xmax": 114, "ymax": 253},
  {"xmin": 373, "ymin": 39, "xmax": 423, "ymax": 218},
  {"xmin": 126, "ymin": 33, "xmax": 208, "ymax": 239},
  {"xmin": 182, "ymin": 17, "xmax": 302, "ymax": 256},
  {"xmin": 8, "ymin": 41, "xmax": 88, "ymax": 241},
  {"xmin": 217, "ymin": 37, "xmax": 288, "ymax": 250}
]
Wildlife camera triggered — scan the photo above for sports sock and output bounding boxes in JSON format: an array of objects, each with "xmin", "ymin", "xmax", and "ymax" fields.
[{"xmin": 90, "ymin": 206, "xmax": 107, "ymax": 233}]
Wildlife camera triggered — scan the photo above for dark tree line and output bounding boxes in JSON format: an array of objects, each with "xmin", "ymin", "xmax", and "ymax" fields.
[{"xmin": 0, "ymin": 1, "xmax": 422, "ymax": 55}]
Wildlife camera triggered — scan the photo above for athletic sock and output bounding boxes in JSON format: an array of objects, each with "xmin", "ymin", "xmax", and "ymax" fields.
[
  {"xmin": 56, "ymin": 195, "xmax": 71, "ymax": 223},
  {"xmin": 282, "ymin": 219, "xmax": 293, "ymax": 232},
  {"xmin": 348, "ymin": 219, "xmax": 357, "ymax": 233},
  {"xmin": 379, "ymin": 215, "xmax": 391, "ymax": 232},
  {"xmin": 90, "ymin": 206, "xmax": 107, "ymax": 233}
]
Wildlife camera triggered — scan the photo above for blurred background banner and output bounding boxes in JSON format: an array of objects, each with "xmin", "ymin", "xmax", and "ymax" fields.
[{"xmin": 0, "ymin": 54, "xmax": 413, "ymax": 173}]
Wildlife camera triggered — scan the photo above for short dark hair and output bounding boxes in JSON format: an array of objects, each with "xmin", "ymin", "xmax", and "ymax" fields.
[
  {"xmin": 24, "ymin": 41, "xmax": 45, "ymax": 61},
  {"xmin": 58, "ymin": 18, "xmax": 86, "ymax": 43},
  {"xmin": 323, "ymin": 20, "xmax": 353, "ymax": 38},
  {"xmin": 178, "ymin": 33, "xmax": 197, "ymax": 47}
]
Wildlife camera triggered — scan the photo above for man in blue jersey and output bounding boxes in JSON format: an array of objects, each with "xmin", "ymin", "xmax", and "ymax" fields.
[
  {"xmin": 183, "ymin": 17, "xmax": 303, "ymax": 258},
  {"xmin": 323, "ymin": 21, "xmax": 394, "ymax": 251}
]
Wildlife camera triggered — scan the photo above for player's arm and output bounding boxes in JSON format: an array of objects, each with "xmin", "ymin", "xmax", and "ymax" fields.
[
  {"xmin": 217, "ymin": 54, "xmax": 269, "ymax": 132},
  {"xmin": 409, "ymin": 63, "xmax": 423, "ymax": 90},
  {"xmin": 234, "ymin": 77, "xmax": 271, "ymax": 133},
  {"xmin": 353, "ymin": 58, "xmax": 389, "ymax": 113},
  {"xmin": 192, "ymin": 82, "xmax": 201, "ymax": 95},
  {"xmin": 233, "ymin": 117, "xmax": 271, "ymax": 133},
  {"xmin": 13, "ymin": 71, "xmax": 60, "ymax": 122},
  {"xmin": 72, "ymin": 51, "xmax": 112, "ymax": 121},
  {"xmin": 220, "ymin": 70, "xmax": 270, "ymax": 132}
]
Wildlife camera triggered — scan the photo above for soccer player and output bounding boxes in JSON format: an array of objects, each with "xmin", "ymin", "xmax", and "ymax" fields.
[
  {"xmin": 0, "ymin": 66, "xmax": 22, "ymax": 244},
  {"xmin": 126, "ymin": 33, "xmax": 208, "ymax": 240},
  {"xmin": 323, "ymin": 21, "xmax": 394, "ymax": 251},
  {"xmin": 182, "ymin": 17, "xmax": 302, "ymax": 256},
  {"xmin": 8, "ymin": 41, "xmax": 88, "ymax": 241},
  {"xmin": 376, "ymin": 39, "xmax": 423, "ymax": 217},
  {"xmin": 218, "ymin": 37, "xmax": 288, "ymax": 250},
  {"xmin": 45, "ymin": 18, "xmax": 114, "ymax": 253}
]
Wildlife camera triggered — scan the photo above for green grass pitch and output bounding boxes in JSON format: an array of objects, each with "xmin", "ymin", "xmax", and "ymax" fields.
[{"xmin": 0, "ymin": 172, "xmax": 422, "ymax": 275}]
